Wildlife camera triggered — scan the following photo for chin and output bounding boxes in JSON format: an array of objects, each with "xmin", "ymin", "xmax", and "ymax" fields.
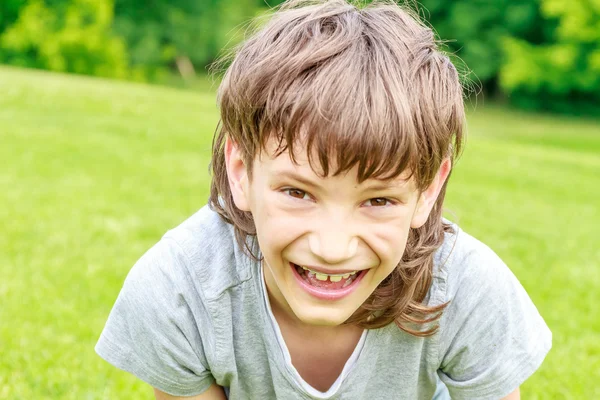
[{"xmin": 291, "ymin": 304, "xmax": 354, "ymax": 327}]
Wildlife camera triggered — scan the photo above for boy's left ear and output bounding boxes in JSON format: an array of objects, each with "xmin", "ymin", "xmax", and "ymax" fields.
[{"xmin": 410, "ymin": 158, "xmax": 452, "ymax": 229}]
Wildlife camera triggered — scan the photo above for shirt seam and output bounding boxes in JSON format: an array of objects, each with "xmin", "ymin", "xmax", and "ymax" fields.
[
  {"xmin": 435, "ymin": 225, "xmax": 460, "ymax": 368},
  {"xmin": 161, "ymin": 235, "xmax": 219, "ymax": 374}
]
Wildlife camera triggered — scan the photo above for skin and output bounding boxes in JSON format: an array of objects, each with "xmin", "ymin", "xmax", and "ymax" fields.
[
  {"xmin": 152, "ymin": 138, "xmax": 521, "ymax": 399},
  {"xmin": 153, "ymin": 385, "xmax": 227, "ymax": 400}
]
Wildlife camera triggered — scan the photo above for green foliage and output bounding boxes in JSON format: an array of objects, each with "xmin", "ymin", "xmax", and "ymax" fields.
[
  {"xmin": 500, "ymin": 0, "xmax": 600, "ymax": 114},
  {"xmin": 112, "ymin": 0, "xmax": 257, "ymax": 79},
  {"xmin": 0, "ymin": 0, "xmax": 28, "ymax": 33},
  {"xmin": 0, "ymin": 0, "xmax": 131, "ymax": 78},
  {"xmin": 419, "ymin": 0, "xmax": 543, "ymax": 91}
]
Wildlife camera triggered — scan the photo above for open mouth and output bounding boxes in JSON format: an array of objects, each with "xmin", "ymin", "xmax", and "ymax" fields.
[{"xmin": 290, "ymin": 262, "xmax": 367, "ymax": 300}]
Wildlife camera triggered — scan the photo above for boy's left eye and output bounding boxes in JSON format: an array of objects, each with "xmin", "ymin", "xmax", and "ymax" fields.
[{"xmin": 364, "ymin": 198, "xmax": 392, "ymax": 207}]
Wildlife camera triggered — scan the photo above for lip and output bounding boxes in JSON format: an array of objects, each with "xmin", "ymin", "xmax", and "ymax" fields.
[{"xmin": 290, "ymin": 262, "xmax": 367, "ymax": 301}]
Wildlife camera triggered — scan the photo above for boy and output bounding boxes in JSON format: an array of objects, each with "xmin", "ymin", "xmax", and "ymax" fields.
[{"xmin": 95, "ymin": 1, "xmax": 552, "ymax": 399}]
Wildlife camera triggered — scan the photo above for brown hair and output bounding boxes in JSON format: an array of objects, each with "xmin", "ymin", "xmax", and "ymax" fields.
[{"xmin": 210, "ymin": 0, "xmax": 465, "ymax": 336}]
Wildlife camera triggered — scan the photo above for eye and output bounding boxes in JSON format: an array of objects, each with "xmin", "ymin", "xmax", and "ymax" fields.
[
  {"xmin": 364, "ymin": 197, "xmax": 392, "ymax": 207},
  {"xmin": 283, "ymin": 188, "xmax": 310, "ymax": 200}
]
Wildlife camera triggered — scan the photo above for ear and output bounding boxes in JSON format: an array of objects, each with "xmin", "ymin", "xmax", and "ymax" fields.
[
  {"xmin": 224, "ymin": 137, "xmax": 251, "ymax": 212},
  {"xmin": 410, "ymin": 158, "xmax": 452, "ymax": 229}
]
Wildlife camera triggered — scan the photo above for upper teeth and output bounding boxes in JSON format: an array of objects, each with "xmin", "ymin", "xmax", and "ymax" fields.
[{"xmin": 301, "ymin": 266, "xmax": 358, "ymax": 281}]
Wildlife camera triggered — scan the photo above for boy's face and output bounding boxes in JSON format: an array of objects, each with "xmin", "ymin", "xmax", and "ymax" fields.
[{"xmin": 225, "ymin": 139, "xmax": 450, "ymax": 327}]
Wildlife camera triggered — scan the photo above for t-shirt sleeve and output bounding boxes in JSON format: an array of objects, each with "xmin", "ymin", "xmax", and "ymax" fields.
[
  {"xmin": 95, "ymin": 238, "xmax": 216, "ymax": 396},
  {"xmin": 436, "ymin": 239, "xmax": 552, "ymax": 400}
]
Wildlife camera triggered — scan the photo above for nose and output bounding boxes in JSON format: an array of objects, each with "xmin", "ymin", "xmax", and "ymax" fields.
[{"xmin": 308, "ymin": 219, "xmax": 358, "ymax": 265}]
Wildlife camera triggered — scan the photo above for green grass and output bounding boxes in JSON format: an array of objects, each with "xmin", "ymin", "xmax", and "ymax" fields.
[{"xmin": 0, "ymin": 66, "xmax": 598, "ymax": 399}]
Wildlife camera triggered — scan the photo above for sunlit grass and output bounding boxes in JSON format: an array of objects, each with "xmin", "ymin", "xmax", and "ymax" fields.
[{"xmin": 0, "ymin": 66, "xmax": 598, "ymax": 399}]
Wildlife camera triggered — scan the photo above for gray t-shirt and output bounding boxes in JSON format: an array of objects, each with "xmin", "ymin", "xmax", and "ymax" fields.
[{"xmin": 95, "ymin": 205, "xmax": 551, "ymax": 399}]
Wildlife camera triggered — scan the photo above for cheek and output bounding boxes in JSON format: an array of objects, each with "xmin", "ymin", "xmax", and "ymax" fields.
[
  {"xmin": 250, "ymin": 190, "xmax": 306, "ymax": 257},
  {"xmin": 368, "ymin": 218, "xmax": 412, "ymax": 265}
]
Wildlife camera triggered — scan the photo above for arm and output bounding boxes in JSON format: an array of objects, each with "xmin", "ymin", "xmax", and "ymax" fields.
[
  {"xmin": 502, "ymin": 388, "xmax": 520, "ymax": 400},
  {"xmin": 154, "ymin": 384, "xmax": 228, "ymax": 400}
]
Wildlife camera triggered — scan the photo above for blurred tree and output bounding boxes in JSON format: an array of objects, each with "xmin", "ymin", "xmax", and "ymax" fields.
[
  {"xmin": 0, "ymin": 0, "xmax": 131, "ymax": 78},
  {"xmin": 417, "ymin": 0, "xmax": 545, "ymax": 94},
  {"xmin": 0, "ymin": 0, "xmax": 259, "ymax": 80},
  {"xmin": 112, "ymin": 0, "xmax": 257, "ymax": 80},
  {"xmin": 500, "ymin": 0, "xmax": 600, "ymax": 113},
  {"xmin": 0, "ymin": 0, "xmax": 28, "ymax": 33}
]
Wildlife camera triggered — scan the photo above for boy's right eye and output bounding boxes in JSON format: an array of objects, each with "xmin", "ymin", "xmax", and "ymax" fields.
[{"xmin": 283, "ymin": 188, "xmax": 309, "ymax": 200}]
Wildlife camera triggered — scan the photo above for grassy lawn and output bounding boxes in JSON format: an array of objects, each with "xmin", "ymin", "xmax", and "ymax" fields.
[{"xmin": 0, "ymin": 66, "xmax": 598, "ymax": 399}]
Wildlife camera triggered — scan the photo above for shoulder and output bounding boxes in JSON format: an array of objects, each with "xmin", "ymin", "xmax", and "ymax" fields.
[
  {"xmin": 96, "ymin": 205, "xmax": 256, "ymax": 395},
  {"xmin": 96, "ymin": 206, "xmax": 248, "ymax": 396},
  {"xmin": 430, "ymin": 222, "xmax": 542, "ymax": 329},
  {"xmin": 428, "ymin": 222, "xmax": 551, "ymax": 399},
  {"xmin": 108, "ymin": 204, "xmax": 254, "ymax": 336},
  {"xmin": 430, "ymin": 222, "xmax": 515, "ymax": 305},
  {"xmin": 155, "ymin": 205, "xmax": 254, "ymax": 300}
]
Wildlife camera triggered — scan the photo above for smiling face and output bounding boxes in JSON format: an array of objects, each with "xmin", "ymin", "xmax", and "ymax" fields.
[{"xmin": 225, "ymin": 139, "xmax": 451, "ymax": 327}]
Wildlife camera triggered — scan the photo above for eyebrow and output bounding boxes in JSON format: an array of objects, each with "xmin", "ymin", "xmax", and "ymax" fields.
[
  {"xmin": 275, "ymin": 171, "xmax": 321, "ymax": 189},
  {"xmin": 361, "ymin": 179, "xmax": 412, "ymax": 192},
  {"xmin": 275, "ymin": 170, "xmax": 411, "ymax": 192}
]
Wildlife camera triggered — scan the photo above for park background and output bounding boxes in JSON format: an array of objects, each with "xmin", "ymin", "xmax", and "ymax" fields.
[{"xmin": 0, "ymin": 0, "xmax": 598, "ymax": 398}]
